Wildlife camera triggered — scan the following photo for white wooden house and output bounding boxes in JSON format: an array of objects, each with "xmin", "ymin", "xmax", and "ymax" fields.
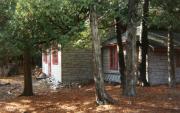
[
  {"xmin": 102, "ymin": 30, "xmax": 180, "ymax": 85},
  {"xmin": 42, "ymin": 46, "xmax": 62, "ymax": 82},
  {"xmin": 42, "ymin": 45, "xmax": 93, "ymax": 84}
]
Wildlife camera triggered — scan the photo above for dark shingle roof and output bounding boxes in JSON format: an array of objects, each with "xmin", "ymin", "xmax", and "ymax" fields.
[
  {"xmin": 102, "ymin": 30, "xmax": 180, "ymax": 48},
  {"xmin": 148, "ymin": 31, "xmax": 180, "ymax": 48}
]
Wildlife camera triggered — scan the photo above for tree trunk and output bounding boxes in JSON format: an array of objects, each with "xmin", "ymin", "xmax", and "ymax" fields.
[
  {"xmin": 22, "ymin": 45, "xmax": 33, "ymax": 96},
  {"xmin": 139, "ymin": 0, "xmax": 150, "ymax": 86},
  {"xmin": 90, "ymin": 3, "xmax": 115, "ymax": 105},
  {"xmin": 167, "ymin": 27, "xmax": 176, "ymax": 88},
  {"xmin": 115, "ymin": 17, "xmax": 126, "ymax": 89},
  {"xmin": 123, "ymin": 0, "xmax": 137, "ymax": 96}
]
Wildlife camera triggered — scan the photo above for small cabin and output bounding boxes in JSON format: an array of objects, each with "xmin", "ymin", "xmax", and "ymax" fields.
[
  {"xmin": 42, "ymin": 45, "xmax": 93, "ymax": 84},
  {"xmin": 102, "ymin": 31, "xmax": 180, "ymax": 85}
]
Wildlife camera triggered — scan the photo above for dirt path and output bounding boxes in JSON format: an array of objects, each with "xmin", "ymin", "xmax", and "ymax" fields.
[{"xmin": 0, "ymin": 76, "xmax": 180, "ymax": 113}]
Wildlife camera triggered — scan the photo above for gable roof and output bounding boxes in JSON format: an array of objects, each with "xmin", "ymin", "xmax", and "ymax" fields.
[
  {"xmin": 102, "ymin": 30, "xmax": 180, "ymax": 48},
  {"xmin": 148, "ymin": 31, "xmax": 180, "ymax": 48},
  {"xmin": 102, "ymin": 33, "xmax": 126, "ymax": 46}
]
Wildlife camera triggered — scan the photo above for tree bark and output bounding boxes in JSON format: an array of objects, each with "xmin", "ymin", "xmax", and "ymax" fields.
[
  {"xmin": 22, "ymin": 45, "xmax": 33, "ymax": 96},
  {"xmin": 115, "ymin": 17, "xmax": 126, "ymax": 90},
  {"xmin": 123, "ymin": 0, "xmax": 137, "ymax": 96},
  {"xmin": 139, "ymin": 0, "xmax": 150, "ymax": 86},
  {"xmin": 167, "ymin": 27, "xmax": 176, "ymax": 88},
  {"xmin": 90, "ymin": 3, "xmax": 115, "ymax": 105}
]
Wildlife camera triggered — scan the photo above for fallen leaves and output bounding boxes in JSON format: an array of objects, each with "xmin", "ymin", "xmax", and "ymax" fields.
[{"xmin": 0, "ymin": 76, "xmax": 180, "ymax": 113}]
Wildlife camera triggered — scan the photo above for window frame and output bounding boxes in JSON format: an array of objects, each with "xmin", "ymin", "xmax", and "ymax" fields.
[
  {"xmin": 109, "ymin": 45, "xmax": 118, "ymax": 70},
  {"xmin": 52, "ymin": 50, "xmax": 58, "ymax": 65},
  {"xmin": 43, "ymin": 52, "xmax": 47, "ymax": 64}
]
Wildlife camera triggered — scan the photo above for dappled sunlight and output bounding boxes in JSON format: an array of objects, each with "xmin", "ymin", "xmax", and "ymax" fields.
[
  {"xmin": 20, "ymin": 99, "xmax": 32, "ymax": 103},
  {"xmin": 138, "ymin": 101, "xmax": 155, "ymax": 107},
  {"xmin": 58, "ymin": 104, "xmax": 78, "ymax": 111},
  {"xmin": 137, "ymin": 101, "xmax": 180, "ymax": 110},
  {"xmin": 85, "ymin": 87, "xmax": 94, "ymax": 92},
  {"xmin": 122, "ymin": 108, "xmax": 147, "ymax": 113},
  {"xmin": 95, "ymin": 105, "xmax": 117, "ymax": 112},
  {"xmin": 0, "ymin": 83, "xmax": 180, "ymax": 112},
  {"xmin": 2, "ymin": 102, "xmax": 35, "ymax": 113},
  {"xmin": 163, "ymin": 102, "xmax": 175, "ymax": 108},
  {"xmin": 105, "ymin": 85, "xmax": 115, "ymax": 91},
  {"xmin": 82, "ymin": 101, "xmax": 91, "ymax": 105},
  {"xmin": 0, "ymin": 76, "xmax": 24, "ymax": 85}
]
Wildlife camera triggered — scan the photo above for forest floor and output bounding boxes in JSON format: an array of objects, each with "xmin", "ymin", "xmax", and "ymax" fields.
[{"xmin": 0, "ymin": 75, "xmax": 180, "ymax": 113}]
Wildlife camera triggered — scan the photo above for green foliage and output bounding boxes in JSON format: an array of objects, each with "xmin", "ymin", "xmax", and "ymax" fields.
[
  {"xmin": 3, "ymin": 0, "xmax": 91, "ymax": 51},
  {"xmin": 0, "ymin": 0, "xmax": 16, "ymax": 27},
  {"xmin": 0, "ymin": 0, "xmax": 134, "ymax": 57},
  {"xmin": 0, "ymin": 0, "xmax": 22, "ymax": 65},
  {"xmin": 69, "ymin": 21, "xmax": 91, "ymax": 48},
  {"xmin": 94, "ymin": 0, "xmax": 128, "ymax": 40},
  {"xmin": 150, "ymin": 0, "xmax": 180, "ymax": 31}
]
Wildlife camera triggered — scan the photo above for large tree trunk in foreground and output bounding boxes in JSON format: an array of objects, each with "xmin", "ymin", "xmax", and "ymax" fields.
[
  {"xmin": 167, "ymin": 27, "xmax": 176, "ymax": 88},
  {"xmin": 139, "ymin": 0, "xmax": 150, "ymax": 86},
  {"xmin": 115, "ymin": 17, "xmax": 126, "ymax": 90},
  {"xmin": 22, "ymin": 45, "xmax": 33, "ymax": 96},
  {"xmin": 123, "ymin": 0, "xmax": 137, "ymax": 96},
  {"xmin": 90, "ymin": 4, "xmax": 115, "ymax": 105}
]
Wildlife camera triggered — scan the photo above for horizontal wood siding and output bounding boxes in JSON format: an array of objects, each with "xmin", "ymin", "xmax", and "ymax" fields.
[
  {"xmin": 102, "ymin": 48, "xmax": 110, "ymax": 73},
  {"xmin": 176, "ymin": 67, "xmax": 180, "ymax": 82},
  {"xmin": 148, "ymin": 51, "xmax": 180, "ymax": 85},
  {"xmin": 61, "ymin": 48, "xmax": 93, "ymax": 83}
]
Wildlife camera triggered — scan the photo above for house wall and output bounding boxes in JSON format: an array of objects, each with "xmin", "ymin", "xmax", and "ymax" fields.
[
  {"xmin": 102, "ymin": 47, "xmax": 120, "ymax": 83},
  {"xmin": 42, "ymin": 53, "xmax": 49, "ymax": 76},
  {"xmin": 42, "ymin": 50, "xmax": 62, "ymax": 83},
  {"xmin": 61, "ymin": 48, "xmax": 93, "ymax": 83},
  {"xmin": 50, "ymin": 51, "xmax": 62, "ymax": 82},
  {"xmin": 148, "ymin": 51, "xmax": 180, "ymax": 85},
  {"xmin": 102, "ymin": 45, "xmax": 180, "ymax": 85}
]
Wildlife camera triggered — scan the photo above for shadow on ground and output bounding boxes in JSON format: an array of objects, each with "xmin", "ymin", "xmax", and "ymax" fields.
[{"xmin": 0, "ymin": 76, "xmax": 180, "ymax": 113}]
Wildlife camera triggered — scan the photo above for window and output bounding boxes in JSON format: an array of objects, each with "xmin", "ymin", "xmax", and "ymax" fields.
[
  {"xmin": 43, "ymin": 53, "xmax": 47, "ymax": 63},
  {"xmin": 109, "ymin": 45, "xmax": 118, "ymax": 70},
  {"xmin": 52, "ymin": 50, "xmax": 58, "ymax": 65}
]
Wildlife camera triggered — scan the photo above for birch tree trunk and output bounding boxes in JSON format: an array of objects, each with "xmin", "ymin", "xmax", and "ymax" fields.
[
  {"xmin": 140, "ymin": 0, "xmax": 150, "ymax": 86},
  {"xmin": 22, "ymin": 44, "xmax": 33, "ymax": 96},
  {"xmin": 167, "ymin": 27, "xmax": 176, "ymax": 88},
  {"xmin": 123, "ymin": 0, "xmax": 137, "ymax": 96},
  {"xmin": 90, "ymin": 3, "xmax": 115, "ymax": 104}
]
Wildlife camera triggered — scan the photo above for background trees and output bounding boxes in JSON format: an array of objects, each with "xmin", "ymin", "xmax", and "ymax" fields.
[
  {"xmin": 0, "ymin": 0, "xmax": 20, "ymax": 76},
  {"xmin": 2, "ymin": 0, "xmax": 89, "ymax": 96},
  {"xmin": 115, "ymin": 0, "xmax": 128, "ymax": 94},
  {"xmin": 0, "ymin": 0, "xmax": 179, "ymax": 104},
  {"xmin": 139, "ymin": 0, "xmax": 150, "ymax": 86},
  {"xmin": 0, "ymin": 0, "xmax": 139, "ymax": 98}
]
